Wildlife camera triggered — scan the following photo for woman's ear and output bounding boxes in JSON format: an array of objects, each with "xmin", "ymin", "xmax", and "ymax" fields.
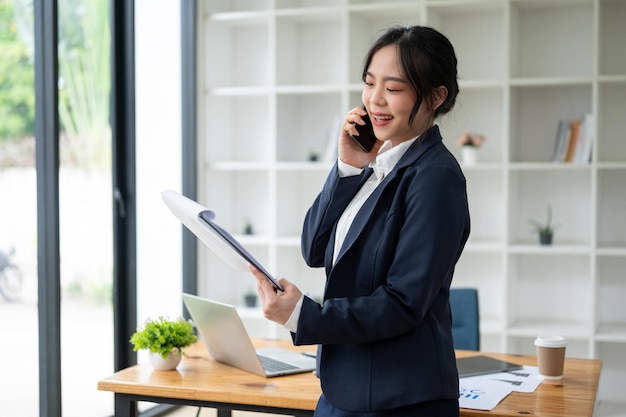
[{"xmin": 431, "ymin": 86, "xmax": 448, "ymax": 110}]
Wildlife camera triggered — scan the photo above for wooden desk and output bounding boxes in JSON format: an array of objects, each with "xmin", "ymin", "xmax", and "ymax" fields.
[{"xmin": 98, "ymin": 340, "xmax": 601, "ymax": 417}]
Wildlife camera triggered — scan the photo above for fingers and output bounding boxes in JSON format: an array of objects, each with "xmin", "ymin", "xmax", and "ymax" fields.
[
  {"xmin": 344, "ymin": 106, "xmax": 367, "ymax": 136},
  {"xmin": 249, "ymin": 264, "xmax": 275, "ymax": 296},
  {"xmin": 248, "ymin": 265, "xmax": 301, "ymax": 325}
]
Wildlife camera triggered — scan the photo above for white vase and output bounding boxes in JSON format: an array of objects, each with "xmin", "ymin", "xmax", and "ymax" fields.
[
  {"xmin": 461, "ymin": 146, "xmax": 478, "ymax": 165},
  {"xmin": 149, "ymin": 349, "xmax": 182, "ymax": 371}
]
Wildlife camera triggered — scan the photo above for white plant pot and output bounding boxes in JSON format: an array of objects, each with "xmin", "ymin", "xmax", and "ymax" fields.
[
  {"xmin": 462, "ymin": 146, "xmax": 478, "ymax": 165},
  {"xmin": 149, "ymin": 349, "xmax": 182, "ymax": 371}
]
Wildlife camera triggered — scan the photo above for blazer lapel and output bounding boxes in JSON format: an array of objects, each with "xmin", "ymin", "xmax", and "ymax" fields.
[{"xmin": 332, "ymin": 126, "xmax": 443, "ymax": 266}]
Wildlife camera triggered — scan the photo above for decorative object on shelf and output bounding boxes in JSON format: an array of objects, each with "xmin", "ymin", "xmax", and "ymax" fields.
[
  {"xmin": 244, "ymin": 289, "xmax": 258, "ymax": 307},
  {"xmin": 243, "ymin": 220, "xmax": 254, "ymax": 235},
  {"xmin": 456, "ymin": 130, "xmax": 486, "ymax": 165},
  {"xmin": 308, "ymin": 149, "xmax": 320, "ymax": 162},
  {"xmin": 130, "ymin": 317, "xmax": 197, "ymax": 371},
  {"xmin": 528, "ymin": 205, "xmax": 559, "ymax": 245}
]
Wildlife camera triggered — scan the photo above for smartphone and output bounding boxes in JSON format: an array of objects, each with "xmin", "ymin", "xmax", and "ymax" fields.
[{"xmin": 351, "ymin": 106, "xmax": 377, "ymax": 152}]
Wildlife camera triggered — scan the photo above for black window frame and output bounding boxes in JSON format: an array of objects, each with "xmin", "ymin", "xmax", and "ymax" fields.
[{"xmin": 34, "ymin": 1, "xmax": 197, "ymax": 416}]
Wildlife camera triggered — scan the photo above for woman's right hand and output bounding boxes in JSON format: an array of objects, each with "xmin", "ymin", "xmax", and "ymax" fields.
[{"xmin": 338, "ymin": 106, "xmax": 382, "ymax": 168}]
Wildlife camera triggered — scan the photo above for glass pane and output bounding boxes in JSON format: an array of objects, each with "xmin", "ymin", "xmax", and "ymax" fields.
[
  {"xmin": 0, "ymin": 0, "xmax": 38, "ymax": 416},
  {"xmin": 135, "ymin": 0, "xmax": 183, "ymax": 411},
  {"xmin": 57, "ymin": 0, "xmax": 114, "ymax": 415}
]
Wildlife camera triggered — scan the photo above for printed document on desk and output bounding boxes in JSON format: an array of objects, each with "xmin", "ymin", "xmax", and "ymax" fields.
[
  {"xmin": 161, "ymin": 189, "xmax": 283, "ymax": 291},
  {"xmin": 459, "ymin": 365, "xmax": 542, "ymax": 410}
]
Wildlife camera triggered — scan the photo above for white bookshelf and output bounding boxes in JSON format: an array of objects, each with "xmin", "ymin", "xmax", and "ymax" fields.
[{"xmin": 197, "ymin": 0, "xmax": 626, "ymax": 410}]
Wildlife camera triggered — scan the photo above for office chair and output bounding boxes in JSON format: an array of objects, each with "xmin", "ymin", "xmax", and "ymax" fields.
[{"xmin": 449, "ymin": 288, "xmax": 480, "ymax": 351}]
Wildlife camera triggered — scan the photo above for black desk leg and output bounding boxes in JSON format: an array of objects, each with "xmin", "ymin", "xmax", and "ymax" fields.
[
  {"xmin": 115, "ymin": 394, "xmax": 137, "ymax": 417},
  {"xmin": 216, "ymin": 407, "xmax": 232, "ymax": 417}
]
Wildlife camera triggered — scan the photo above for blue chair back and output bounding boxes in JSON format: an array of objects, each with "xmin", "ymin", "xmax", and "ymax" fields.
[{"xmin": 449, "ymin": 288, "xmax": 480, "ymax": 351}]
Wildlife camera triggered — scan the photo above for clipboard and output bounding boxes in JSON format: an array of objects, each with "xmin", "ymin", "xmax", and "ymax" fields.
[
  {"xmin": 457, "ymin": 355, "xmax": 523, "ymax": 378},
  {"xmin": 161, "ymin": 189, "xmax": 283, "ymax": 291}
]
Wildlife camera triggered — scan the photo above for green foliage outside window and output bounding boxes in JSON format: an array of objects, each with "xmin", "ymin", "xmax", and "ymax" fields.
[
  {"xmin": 0, "ymin": 0, "xmax": 35, "ymax": 141},
  {"xmin": 2, "ymin": 0, "xmax": 111, "ymax": 169}
]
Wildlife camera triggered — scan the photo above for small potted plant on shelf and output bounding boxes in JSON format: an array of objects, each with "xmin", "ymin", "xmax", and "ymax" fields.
[
  {"xmin": 130, "ymin": 316, "xmax": 198, "ymax": 371},
  {"xmin": 456, "ymin": 130, "xmax": 486, "ymax": 165},
  {"xmin": 244, "ymin": 288, "xmax": 258, "ymax": 307},
  {"xmin": 528, "ymin": 205, "xmax": 559, "ymax": 245},
  {"xmin": 243, "ymin": 219, "xmax": 254, "ymax": 235},
  {"xmin": 308, "ymin": 149, "xmax": 320, "ymax": 162}
]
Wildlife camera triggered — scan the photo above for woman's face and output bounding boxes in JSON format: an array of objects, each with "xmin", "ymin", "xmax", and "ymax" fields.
[{"xmin": 361, "ymin": 44, "xmax": 434, "ymax": 145}]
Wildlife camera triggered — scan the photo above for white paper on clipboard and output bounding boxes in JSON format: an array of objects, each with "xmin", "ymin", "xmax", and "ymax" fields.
[{"xmin": 161, "ymin": 189, "xmax": 283, "ymax": 291}]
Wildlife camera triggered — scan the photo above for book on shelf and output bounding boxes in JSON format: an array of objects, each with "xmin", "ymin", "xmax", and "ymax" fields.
[
  {"xmin": 551, "ymin": 114, "xmax": 593, "ymax": 164},
  {"xmin": 551, "ymin": 119, "xmax": 571, "ymax": 162},
  {"xmin": 573, "ymin": 113, "xmax": 593, "ymax": 164},
  {"xmin": 564, "ymin": 118, "xmax": 581, "ymax": 163}
]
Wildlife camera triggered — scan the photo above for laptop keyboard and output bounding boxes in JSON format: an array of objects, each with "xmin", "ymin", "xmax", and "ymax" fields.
[{"xmin": 258, "ymin": 355, "xmax": 299, "ymax": 373}]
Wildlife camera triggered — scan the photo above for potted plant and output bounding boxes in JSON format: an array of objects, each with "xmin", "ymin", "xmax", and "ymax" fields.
[
  {"xmin": 130, "ymin": 316, "xmax": 198, "ymax": 371},
  {"xmin": 528, "ymin": 205, "xmax": 559, "ymax": 245},
  {"xmin": 456, "ymin": 130, "xmax": 486, "ymax": 165},
  {"xmin": 244, "ymin": 288, "xmax": 258, "ymax": 307},
  {"xmin": 243, "ymin": 219, "xmax": 254, "ymax": 235}
]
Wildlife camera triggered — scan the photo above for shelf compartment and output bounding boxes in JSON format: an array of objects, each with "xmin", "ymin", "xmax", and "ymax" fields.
[
  {"xmin": 202, "ymin": 0, "xmax": 270, "ymax": 14},
  {"xmin": 276, "ymin": 93, "xmax": 342, "ymax": 162},
  {"xmin": 509, "ymin": 1, "xmax": 593, "ymax": 79},
  {"xmin": 597, "ymin": 83, "xmax": 626, "ymax": 163},
  {"xmin": 595, "ymin": 324, "xmax": 626, "ymax": 343},
  {"xmin": 509, "ymin": 85, "xmax": 592, "ymax": 163},
  {"xmin": 453, "ymin": 252, "xmax": 505, "ymax": 330},
  {"xmin": 275, "ymin": 14, "xmax": 344, "ymax": 86},
  {"xmin": 202, "ymin": 19, "xmax": 270, "ymax": 88},
  {"xmin": 596, "ymin": 256, "xmax": 626, "ymax": 338},
  {"xmin": 347, "ymin": 5, "xmax": 423, "ymax": 84},
  {"xmin": 201, "ymin": 170, "xmax": 270, "ymax": 236},
  {"xmin": 427, "ymin": 1, "xmax": 505, "ymax": 81},
  {"xmin": 203, "ymin": 95, "xmax": 271, "ymax": 163},
  {"xmin": 276, "ymin": 0, "xmax": 341, "ymax": 9},
  {"xmin": 594, "ymin": 342, "xmax": 626, "ymax": 404},
  {"xmin": 507, "ymin": 254, "xmax": 593, "ymax": 328},
  {"xmin": 597, "ymin": 170, "xmax": 626, "ymax": 247},
  {"xmin": 200, "ymin": 243, "xmax": 270, "ymax": 307},
  {"xmin": 505, "ymin": 334, "xmax": 590, "ymax": 358},
  {"xmin": 463, "ymin": 170, "xmax": 505, "ymax": 243},
  {"xmin": 599, "ymin": 0, "xmax": 626, "ymax": 76},
  {"xmin": 440, "ymin": 87, "xmax": 505, "ymax": 164},
  {"xmin": 276, "ymin": 170, "xmax": 328, "ymax": 237},
  {"xmin": 508, "ymin": 170, "xmax": 592, "ymax": 245}
]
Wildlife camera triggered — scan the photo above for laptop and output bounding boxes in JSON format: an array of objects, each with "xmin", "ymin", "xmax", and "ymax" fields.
[
  {"xmin": 182, "ymin": 293, "xmax": 316, "ymax": 377},
  {"xmin": 456, "ymin": 355, "xmax": 523, "ymax": 378}
]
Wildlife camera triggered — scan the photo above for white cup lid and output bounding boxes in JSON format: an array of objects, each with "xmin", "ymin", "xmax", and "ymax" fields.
[{"xmin": 534, "ymin": 335, "xmax": 567, "ymax": 348}]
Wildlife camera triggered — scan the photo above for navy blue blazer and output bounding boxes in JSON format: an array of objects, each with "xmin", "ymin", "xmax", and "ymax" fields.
[{"xmin": 295, "ymin": 125, "xmax": 470, "ymax": 412}]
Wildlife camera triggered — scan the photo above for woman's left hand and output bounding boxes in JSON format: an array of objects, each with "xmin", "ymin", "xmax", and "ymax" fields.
[
  {"xmin": 249, "ymin": 265, "xmax": 302, "ymax": 325},
  {"xmin": 338, "ymin": 106, "xmax": 382, "ymax": 168}
]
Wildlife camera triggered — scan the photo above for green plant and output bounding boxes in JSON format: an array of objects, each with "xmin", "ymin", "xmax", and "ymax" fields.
[
  {"xmin": 528, "ymin": 205, "xmax": 559, "ymax": 235},
  {"xmin": 0, "ymin": 1, "xmax": 35, "ymax": 141},
  {"xmin": 130, "ymin": 317, "xmax": 198, "ymax": 359}
]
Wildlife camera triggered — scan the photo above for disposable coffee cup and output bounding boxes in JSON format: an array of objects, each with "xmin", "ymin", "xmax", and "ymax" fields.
[{"xmin": 534, "ymin": 335, "xmax": 566, "ymax": 380}]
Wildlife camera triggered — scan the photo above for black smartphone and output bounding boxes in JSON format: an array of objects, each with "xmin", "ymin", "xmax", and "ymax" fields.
[{"xmin": 351, "ymin": 106, "xmax": 377, "ymax": 152}]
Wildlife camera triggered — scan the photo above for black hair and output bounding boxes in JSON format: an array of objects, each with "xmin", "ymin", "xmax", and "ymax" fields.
[{"xmin": 361, "ymin": 25, "xmax": 459, "ymax": 125}]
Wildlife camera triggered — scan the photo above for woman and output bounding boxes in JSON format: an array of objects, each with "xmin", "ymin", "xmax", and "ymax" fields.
[{"xmin": 250, "ymin": 25, "xmax": 469, "ymax": 416}]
